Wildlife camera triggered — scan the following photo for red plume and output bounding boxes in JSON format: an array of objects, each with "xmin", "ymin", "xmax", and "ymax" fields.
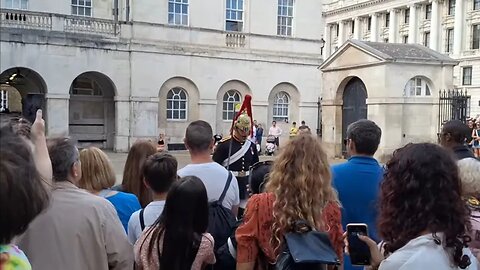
[{"xmin": 230, "ymin": 94, "xmax": 254, "ymax": 136}]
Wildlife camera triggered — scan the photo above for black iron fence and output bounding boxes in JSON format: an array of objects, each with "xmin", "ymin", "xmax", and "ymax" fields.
[{"xmin": 438, "ymin": 89, "xmax": 471, "ymax": 132}]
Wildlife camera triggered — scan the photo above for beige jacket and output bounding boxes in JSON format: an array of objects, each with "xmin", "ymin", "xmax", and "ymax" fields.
[{"xmin": 17, "ymin": 181, "xmax": 134, "ymax": 270}]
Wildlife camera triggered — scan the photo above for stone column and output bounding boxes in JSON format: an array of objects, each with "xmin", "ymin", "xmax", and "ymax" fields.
[
  {"xmin": 353, "ymin": 17, "xmax": 361, "ymax": 39},
  {"xmin": 129, "ymin": 96, "xmax": 159, "ymax": 145},
  {"xmin": 453, "ymin": 0, "xmax": 464, "ymax": 55},
  {"xmin": 430, "ymin": 0, "xmax": 440, "ymax": 50},
  {"xmin": 114, "ymin": 96, "xmax": 130, "ymax": 152},
  {"xmin": 45, "ymin": 94, "xmax": 70, "ymax": 136},
  {"xmin": 338, "ymin": 20, "xmax": 345, "ymax": 46},
  {"xmin": 389, "ymin": 9, "xmax": 397, "ymax": 43},
  {"xmin": 408, "ymin": 4, "xmax": 418, "ymax": 44},
  {"xmin": 324, "ymin": 24, "xmax": 331, "ymax": 58},
  {"xmin": 371, "ymin": 13, "xmax": 378, "ymax": 42}
]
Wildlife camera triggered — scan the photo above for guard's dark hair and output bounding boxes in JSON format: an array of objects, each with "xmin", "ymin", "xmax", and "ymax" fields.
[
  {"xmin": 140, "ymin": 176, "xmax": 210, "ymax": 270},
  {"xmin": 301, "ymin": 121, "xmax": 305, "ymax": 125},
  {"xmin": 346, "ymin": 119, "xmax": 382, "ymax": 155},
  {"xmin": 378, "ymin": 143, "xmax": 471, "ymax": 269},
  {"xmin": 0, "ymin": 125, "xmax": 49, "ymax": 244},
  {"xmin": 442, "ymin": 120, "xmax": 471, "ymax": 144},
  {"xmin": 142, "ymin": 152, "xmax": 178, "ymax": 194},
  {"xmin": 249, "ymin": 161, "xmax": 273, "ymax": 194},
  {"xmin": 292, "ymin": 122, "xmax": 296, "ymax": 125},
  {"xmin": 185, "ymin": 120, "xmax": 213, "ymax": 153},
  {"xmin": 47, "ymin": 137, "xmax": 79, "ymax": 182}
]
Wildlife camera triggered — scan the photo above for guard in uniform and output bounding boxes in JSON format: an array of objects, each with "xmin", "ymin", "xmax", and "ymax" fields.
[{"xmin": 213, "ymin": 96, "xmax": 259, "ymax": 218}]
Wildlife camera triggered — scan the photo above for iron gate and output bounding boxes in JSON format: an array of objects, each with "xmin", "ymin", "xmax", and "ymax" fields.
[{"xmin": 438, "ymin": 89, "xmax": 470, "ymax": 132}]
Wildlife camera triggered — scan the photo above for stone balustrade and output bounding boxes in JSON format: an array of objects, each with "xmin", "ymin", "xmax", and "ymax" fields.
[
  {"xmin": 225, "ymin": 32, "xmax": 246, "ymax": 48},
  {"xmin": 0, "ymin": 9, "xmax": 52, "ymax": 30},
  {"xmin": 0, "ymin": 8, "xmax": 119, "ymax": 36}
]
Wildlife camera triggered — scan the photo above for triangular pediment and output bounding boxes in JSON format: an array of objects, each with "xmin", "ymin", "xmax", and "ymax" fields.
[{"xmin": 321, "ymin": 41, "xmax": 386, "ymax": 71}]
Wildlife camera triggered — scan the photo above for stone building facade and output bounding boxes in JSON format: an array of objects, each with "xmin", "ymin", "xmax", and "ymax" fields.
[
  {"xmin": 0, "ymin": 0, "xmax": 324, "ymax": 151},
  {"xmin": 323, "ymin": 0, "xmax": 480, "ymax": 118}
]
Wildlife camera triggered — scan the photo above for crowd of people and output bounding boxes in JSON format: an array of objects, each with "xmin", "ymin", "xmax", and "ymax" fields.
[{"xmin": 1, "ymin": 108, "xmax": 480, "ymax": 270}]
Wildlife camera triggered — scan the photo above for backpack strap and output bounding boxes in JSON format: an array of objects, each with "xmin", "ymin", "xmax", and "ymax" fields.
[
  {"xmin": 218, "ymin": 172, "xmax": 233, "ymax": 204},
  {"xmin": 139, "ymin": 208, "xmax": 146, "ymax": 231}
]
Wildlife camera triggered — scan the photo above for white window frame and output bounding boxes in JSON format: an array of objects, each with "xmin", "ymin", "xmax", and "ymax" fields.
[
  {"xmin": 226, "ymin": 0, "xmax": 244, "ymax": 32},
  {"xmin": 222, "ymin": 90, "xmax": 241, "ymax": 120},
  {"xmin": 166, "ymin": 87, "xmax": 188, "ymax": 121},
  {"xmin": 404, "ymin": 77, "xmax": 432, "ymax": 97},
  {"xmin": 463, "ymin": 66, "xmax": 472, "ymax": 86},
  {"xmin": 168, "ymin": 0, "xmax": 188, "ymax": 26},
  {"xmin": 71, "ymin": 0, "xmax": 92, "ymax": 17},
  {"xmin": 277, "ymin": 0, "xmax": 294, "ymax": 36},
  {"xmin": 273, "ymin": 91, "xmax": 290, "ymax": 122},
  {"xmin": 446, "ymin": 28, "xmax": 454, "ymax": 53},
  {"xmin": 2, "ymin": 0, "xmax": 28, "ymax": 10}
]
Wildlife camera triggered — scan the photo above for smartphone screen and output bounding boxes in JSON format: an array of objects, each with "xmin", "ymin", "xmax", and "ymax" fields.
[{"xmin": 347, "ymin": 223, "xmax": 371, "ymax": 266}]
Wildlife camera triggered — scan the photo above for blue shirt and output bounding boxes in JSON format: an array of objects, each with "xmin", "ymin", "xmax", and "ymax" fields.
[
  {"xmin": 104, "ymin": 191, "xmax": 141, "ymax": 232},
  {"xmin": 331, "ymin": 156, "xmax": 383, "ymax": 270}
]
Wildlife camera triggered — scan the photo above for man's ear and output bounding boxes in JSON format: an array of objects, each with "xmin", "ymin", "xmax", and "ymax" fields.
[
  {"xmin": 143, "ymin": 178, "xmax": 151, "ymax": 189},
  {"xmin": 183, "ymin": 138, "xmax": 190, "ymax": 150}
]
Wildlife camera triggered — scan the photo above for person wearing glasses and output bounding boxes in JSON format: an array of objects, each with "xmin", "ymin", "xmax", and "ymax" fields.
[{"xmin": 439, "ymin": 120, "xmax": 476, "ymax": 160}]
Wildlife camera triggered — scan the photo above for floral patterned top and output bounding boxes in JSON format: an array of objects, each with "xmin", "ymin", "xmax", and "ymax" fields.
[
  {"xmin": 236, "ymin": 193, "xmax": 344, "ymax": 267},
  {"xmin": 0, "ymin": 244, "xmax": 31, "ymax": 270},
  {"xmin": 134, "ymin": 230, "xmax": 216, "ymax": 270}
]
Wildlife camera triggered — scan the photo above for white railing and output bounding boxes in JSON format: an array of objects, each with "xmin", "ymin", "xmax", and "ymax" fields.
[
  {"xmin": 64, "ymin": 16, "xmax": 119, "ymax": 36},
  {"xmin": 0, "ymin": 9, "xmax": 52, "ymax": 30},
  {"xmin": 225, "ymin": 32, "xmax": 246, "ymax": 47}
]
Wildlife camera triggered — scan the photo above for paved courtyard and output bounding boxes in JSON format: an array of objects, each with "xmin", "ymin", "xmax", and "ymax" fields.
[{"xmin": 106, "ymin": 150, "xmax": 344, "ymax": 185}]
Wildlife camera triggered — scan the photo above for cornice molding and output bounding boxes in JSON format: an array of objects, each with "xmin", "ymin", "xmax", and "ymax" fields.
[{"xmin": 323, "ymin": 0, "xmax": 390, "ymax": 16}]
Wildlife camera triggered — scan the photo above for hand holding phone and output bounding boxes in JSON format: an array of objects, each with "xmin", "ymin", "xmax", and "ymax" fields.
[{"xmin": 346, "ymin": 223, "xmax": 371, "ymax": 266}]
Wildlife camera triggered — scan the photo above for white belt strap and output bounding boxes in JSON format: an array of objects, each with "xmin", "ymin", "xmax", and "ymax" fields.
[
  {"xmin": 228, "ymin": 237, "xmax": 237, "ymax": 259},
  {"xmin": 222, "ymin": 140, "xmax": 251, "ymax": 167}
]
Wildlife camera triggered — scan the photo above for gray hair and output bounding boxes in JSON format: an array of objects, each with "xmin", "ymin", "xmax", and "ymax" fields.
[
  {"xmin": 47, "ymin": 137, "xmax": 79, "ymax": 182},
  {"xmin": 457, "ymin": 158, "xmax": 480, "ymax": 196}
]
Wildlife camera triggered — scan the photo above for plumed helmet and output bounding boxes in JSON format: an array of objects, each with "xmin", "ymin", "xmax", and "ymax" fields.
[{"xmin": 235, "ymin": 113, "xmax": 251, "ymax": 133}]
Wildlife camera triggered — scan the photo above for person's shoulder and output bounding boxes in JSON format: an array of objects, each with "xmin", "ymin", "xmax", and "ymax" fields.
[
  {"xmin": 247, "ymin": 193, "xmax": 274, "ymax": 209},
  {"xmin": 116, "ymin": 191, "xmax": 141, "ymax": 203},
  {"xmin": 219, "ymin": 136, "xmax": 232, "ymax": 143},
  {"xmin": 128, "ymin": 209, "xmax": 141, "ymax": 227}
]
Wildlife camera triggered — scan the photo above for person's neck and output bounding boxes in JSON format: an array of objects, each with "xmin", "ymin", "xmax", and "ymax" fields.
[
  {"xmin": 350, "ymin": 153, "xmax": 374, "ymax": 158},
  {"xmin": 152, "ymin": 192, "xmax": 167, "ymax": 201},
  {"xmin": 189, "ymin": 152, "xmax": 213, "ymax": 164}
]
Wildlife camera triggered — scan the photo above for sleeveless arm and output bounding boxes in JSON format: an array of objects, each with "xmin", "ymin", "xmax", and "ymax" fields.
[{"xmin": 236, "ymin": 195, "xmax": 262, "ymax": 263}]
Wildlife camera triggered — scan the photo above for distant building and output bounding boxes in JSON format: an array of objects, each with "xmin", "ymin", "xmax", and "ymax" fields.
[{"xmin": 0, "ymin": 0, "xmax": 323, "ymax": 151}]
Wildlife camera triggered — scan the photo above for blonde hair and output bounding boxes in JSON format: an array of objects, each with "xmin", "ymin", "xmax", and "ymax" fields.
[
  {"xmin": 265, "ymin": 134, "xmax": 339, "ymax": 253},
  {"xmin": 78, "ymin": 147, "xmax": 116, "ymax": 192},
  {"xmin": 457, "ymin": 158, "xmax": 480, "ymax": 196}
]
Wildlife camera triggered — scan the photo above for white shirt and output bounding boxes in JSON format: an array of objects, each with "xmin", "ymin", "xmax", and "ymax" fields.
[
  {"xmin": 127, "ymin": 200, "xmax": 165, "ymax": 245},
  {"xmin": 380, "ymin": 233, "xmax": 479, "ymax": 270},
  {"xmin": 269, "ymin": 126, "xmax": 282, "ymax": 137},
  {"xmin": 249, "ymin": 126, "xmax": 257, "ymax": 143},
  {"xmin": 178, "ymin": 162, "xmax": 240, "ymax": 210}
]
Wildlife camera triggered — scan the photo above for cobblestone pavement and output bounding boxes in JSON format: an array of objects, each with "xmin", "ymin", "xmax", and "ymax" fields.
[{"xmin": 106, "ymin": 150, "xmax": 343, "ymax": 185}]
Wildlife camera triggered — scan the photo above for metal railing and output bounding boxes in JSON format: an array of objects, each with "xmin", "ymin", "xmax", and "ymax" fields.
[{"xmin": 438, "ymin": 89, "xmax": 471, "ymax": 132}]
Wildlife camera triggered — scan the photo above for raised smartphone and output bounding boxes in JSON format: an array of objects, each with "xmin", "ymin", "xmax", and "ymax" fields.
[{"xmin": 346, "ymin": 223, "xmax": 371, "ymax": 266}]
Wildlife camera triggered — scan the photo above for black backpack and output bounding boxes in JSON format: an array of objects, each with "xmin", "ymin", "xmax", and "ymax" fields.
[
  {"xmin": 208, "ymin": 172, "xmax": 237, "ymax": 251},
  {"xmin": 275, "ymin": 220, "xmax": 340, "ymax": 270}
]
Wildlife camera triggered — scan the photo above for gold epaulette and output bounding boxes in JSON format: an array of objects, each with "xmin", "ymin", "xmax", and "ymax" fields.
[
  {"xmin": 220, "ymin": 136, "xmax": 231, "ymax": 143},
  {"xmin": 467, "ymin": 197, "xmax": 480, "ymax": 208}
]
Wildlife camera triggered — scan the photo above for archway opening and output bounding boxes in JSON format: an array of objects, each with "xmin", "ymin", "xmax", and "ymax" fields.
[
  {"xmin": 341, "ymin": 77, "xmax": 367, "ymax": 156},
  {"xmin": 0, "ymin": 67, "xmax": 47, "ymax": 124},
  {"xmin": 69, "ymin": 72, "xmax": 116, "ymax": 149}
]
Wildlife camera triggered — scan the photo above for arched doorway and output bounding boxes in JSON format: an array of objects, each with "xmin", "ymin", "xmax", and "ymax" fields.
[
  {"xmin": 342, "ymin": 77, "xmax": 367, "ymax": 155},
  {"xmin": 69, "ymin": 72, "xmax": 116, "ymax": 149},
  {"xmin": 0, "ymin": 67, "xmax": 47, "ymax": 123}
]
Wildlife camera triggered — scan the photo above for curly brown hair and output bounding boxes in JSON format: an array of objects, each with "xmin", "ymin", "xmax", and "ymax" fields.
[
  {"xmin": 266, "ymin": 134, "xmax": 339, "ymax": 254},
  {"xmin": 378, "ymin": 143, "xmax": 471, "ymax": 268}
]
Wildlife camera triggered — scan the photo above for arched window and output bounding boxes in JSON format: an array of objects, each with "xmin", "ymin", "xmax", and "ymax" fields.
[
  {"xmin": 404, "ymin": 77, "xmax": 432, "ymax": 97},
  {"xmin": 167, "ymin": 87, "xmax": 188, "ymax": 120},
  {"xmin": 273, "ymin": 91, "xmax": 290, "ymax": 121},
  {"xmin": 222, "ymin": 90, "xmax": 241, "ymax": 120}
]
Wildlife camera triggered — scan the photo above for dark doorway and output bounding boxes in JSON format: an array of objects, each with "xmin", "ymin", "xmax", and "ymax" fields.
[{"xmin": 342, "ymin": 77, "xmax": 367, "ymax": 157}]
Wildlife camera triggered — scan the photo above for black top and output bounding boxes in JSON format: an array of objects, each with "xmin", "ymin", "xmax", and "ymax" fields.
[
  {"xmin": 212, "ymin": 137, "xmax": 259, "ymax": 172},
  {"xmin": 453, "ymin": 145, "xmax": 476, "ymax": 160}
]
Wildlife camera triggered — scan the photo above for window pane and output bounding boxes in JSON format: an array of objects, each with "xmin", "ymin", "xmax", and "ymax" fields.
[
  {"xmin": 85, "ymin": 8, "xmax": 91, "ymax": 16},
  {"xmin": 167, "ymin": 100, "xmax": 173, "ymax": 109},
  {"xmin": 72, "ymin": 0, "xmax": 78, "ymax": 5},
  {"xmin": 425, "ymin": 84, "xmax": 431, "ymax": 96},
  {"xmin": 78, "ymin": 7, "xmax": 84, "ymax": 15},
  {"xmin": 180, "ymin": 101, "xmax": 186, "ymax": 110},
  {"xmin": 21, "ymin": 0, "xmax": 27, "ymax": 9},
  {"xmin": 182, "ymin": 4, "xmax": 187, "ymax": 14},
  {"xmin": 173, "ymin": 110, "xmax": 179, "ymax": 119},
  {"xmin": 180, "ymin": 111, "xmax": 186, "ymax": 120},
  {"xmin": 72, "ymin": 6, "xmax": 78, "ymax": 14},
  {"xmin": 168, "ymin": 3, "xmax": 174, "ymax": 12},
  {"xmin": 167, "ymin": 110, "xmax": 173, "ymax": 119}
]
